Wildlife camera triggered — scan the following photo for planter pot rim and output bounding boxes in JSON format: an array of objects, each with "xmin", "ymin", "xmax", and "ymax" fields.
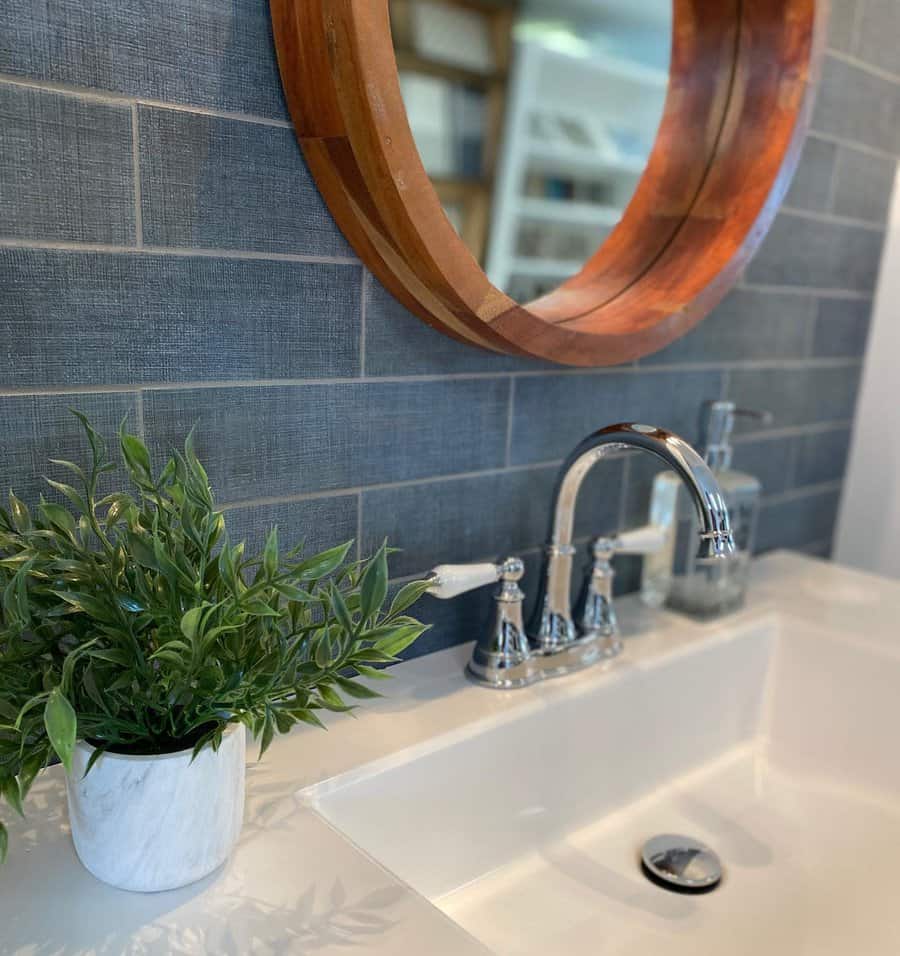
[{"xmin": 73, "ymin": 721, "xmax": 243, "ymax": 764}]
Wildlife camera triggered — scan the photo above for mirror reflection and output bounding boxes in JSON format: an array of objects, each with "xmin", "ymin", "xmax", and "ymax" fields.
[{"xmin": 391, "ymin": 0, "xmax": 673, "ymax": 302}]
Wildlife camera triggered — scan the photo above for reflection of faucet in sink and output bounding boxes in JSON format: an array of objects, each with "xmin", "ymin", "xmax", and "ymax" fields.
[
  {"xmin": 426, "ymin": 424, "xmax": 734, "ymax": 690},
  {"xmin": 531, "ymin": 423, "xmax": 735, "ymax": 653}
]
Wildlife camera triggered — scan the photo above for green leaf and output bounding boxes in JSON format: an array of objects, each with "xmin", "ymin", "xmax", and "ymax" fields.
[
  {"xmin": 44, "ymin": 688, "xmax": 77, "ymax": 775},
  {"xmin": 18, "ymin": 753, "xmax": 45, "ymax": 801},
  {"xmin": 180, "ymin": 605, "xmax": 205, "ymax": 644},
  {"xmin": 8, "ymin": 492, "xmax": 31, "ymax": 532},
  {"xmin": 83, "ymin": 746, "xmax": 107, "ymax": 778},
  {"xmin": 274, "ymin": 582, "xmax": 314, "ymax": 603},
  {"xmin": 292, "ymin": 708, "xmax": 326, "ymax": 730},
  {"xmin": 294, "ymin": 541, "xmax": 353, "ymax": 581},
  {"xmin": 314, "ymin": 635, "xmax": 333, "ymax": 668},
  {"xmin": 359, "ymin": 545, "xmax": 388, "ymax": 622},
  {"xmin": 388, "ymin": 579, "xmax": 432, "ymax": 617},
  {"xmin": 47, "ymin": 457, "xmax": 86, "ymax": 482},
  {"xmin": 258, "ymin": 712, "xmax": 276, "ymax": 758},
  {"xmin": 263, "ymin": 527, "xmax": 279, "ymax": 579},
  {"xmin": 0, "ymin": 822, "xmax": 7, "ymax": 865},
  {"xmin": 375, "ymin": 624, "xmax": 428, "ymax": 658},
  {"xmin": 43, "ymin": 478, "xmax": 87, "ymax": 514},
  {"xmin": 0, "ymin": 776, "xmax": 24, "ymax": 818},
  {"xmin": 352, "ymin": 664, "xmax": 392, "ymax": 681},
  {"xmin": 38, "ymin": 501, "xmax": 76, "ymax": 538},
  {"xmin": 334, "ymin": 675, "xmax": 382, "ymax": 700},
  {"xmin": 330, "ymin": 585, "xmax": 354, "ymax": 637},
  {"xmin": 119, "ymin": 427, "xmax": 152, "ymax": 478}
]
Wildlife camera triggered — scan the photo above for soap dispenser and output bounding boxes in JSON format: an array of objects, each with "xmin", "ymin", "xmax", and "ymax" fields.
[{"xmin": 641, "ymin": 401, "xmax": 770, "ymax": 618}]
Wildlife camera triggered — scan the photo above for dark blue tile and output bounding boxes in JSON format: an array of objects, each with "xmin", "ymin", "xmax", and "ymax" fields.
[
  {"xmin": 362, "ymin": 460, "xmax": 625, "ymax": 579},
  {"xmin": 363, "ymin": 273, "xmax": 548, "ymax": 375},
  {"xmin": 784, "ymin": 137, "xmax": 837, "ymax": 212},
  {"xmin": 0, "ymin": 250, "xmax": 361, "ymax": 387},
  {"xmin": 832, "ymin": 147, "xmax": 896, "ymax": 224},
  {"xmin": 854, "ymin": 0, "xmax": 900, "ymax": 76},
  {"xmin": 747, "ymin": 212, "xmax": 884, "ymax": 292},
  {"xmin": 224, "ymin": 494, "xmax": 358, "ymax": 558},
  {"xmin": 510, "ymin": 369, "xmax": 724, "ymax": 466},
  {"xmin": 728, "ymin": 365, "xmax": 862, "ymax": 430},
  {"xmin": 756, "ymin": 489, "xmax": 841, "ymax": 554},
  {"xmin": 643, "ymin": 290, "xmax": 814, "ymax": 364},
  {"xmin": 0, "ymin": 391, "xmax": 139, "ymax": 506},
  {"xmin": 792, "ymin": 427, "xmax": 853, "ymax": 488},
  {"xmin": 139, "ymin": 107, "xmax": 350, "ymax": 258},
  {"xmin": 732, "ymin": 435, "xmax": 796, "ymax": 498},
  {"xmin": 0, "ymin": 83, "xmax": 133, "ymax": 243},
  {"xmin": 828, "ymin": 0, "xmax": 862, "ymax": 53},
  {"xmin": 0, "ymin": 0, "xmax": 287, "ymax": 119},
  {"xmin": 812, "ymin": 297, "xmax": 873, "ymax": 358},
  {"xmin": 812, "ymin": 56, "xmax": 900, "ymax": 155},
  {"xmin": 142, "ymin": 379, "xmax": 510, "ymax": 504}
]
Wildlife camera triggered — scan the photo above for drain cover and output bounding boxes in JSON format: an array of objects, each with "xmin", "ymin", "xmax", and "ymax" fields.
[{"xmin": 641, "ymin": 834, "xmax": 723, "ymax": 894}]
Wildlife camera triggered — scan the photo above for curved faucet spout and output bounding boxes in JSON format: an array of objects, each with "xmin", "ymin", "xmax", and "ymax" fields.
[{"xmin": 530, "ymin": 423, "xmax": 735, "ymax": 650}]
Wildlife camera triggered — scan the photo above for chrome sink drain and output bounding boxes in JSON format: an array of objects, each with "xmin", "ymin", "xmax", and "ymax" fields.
[{"xmin": 641, "ymin": 834, "xmax": 723, "ymax": 894}]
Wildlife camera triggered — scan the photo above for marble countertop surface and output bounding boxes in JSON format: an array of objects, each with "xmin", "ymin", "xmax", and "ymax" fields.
[{"xmin": 1, "ymin": 551, "xmax": 897, "ymax": 955}]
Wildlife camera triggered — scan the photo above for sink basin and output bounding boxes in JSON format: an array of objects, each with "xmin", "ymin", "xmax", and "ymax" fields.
[{"xmin": 303, "ymin": 609, "xmax": 900, "ymax": 954}]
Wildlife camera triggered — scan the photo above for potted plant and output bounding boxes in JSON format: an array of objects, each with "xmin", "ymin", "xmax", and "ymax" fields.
[{"xmin": 0, "ymin": 413, "xmax": 430, "ymax": 892}]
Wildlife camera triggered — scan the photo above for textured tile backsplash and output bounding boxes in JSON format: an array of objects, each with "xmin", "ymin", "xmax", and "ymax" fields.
[{"xmin": 0, "ymin": 1, "xmax": 897, "ymax": 657}]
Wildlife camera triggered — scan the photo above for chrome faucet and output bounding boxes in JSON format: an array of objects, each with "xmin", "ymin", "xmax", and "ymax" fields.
[
  {"xmin": 530, "ymin": 423, "xmax": 734, "ymax": 653},
  {"xmin": 426, "ymin": 423, "xmax": 735, "ymax": 689}
]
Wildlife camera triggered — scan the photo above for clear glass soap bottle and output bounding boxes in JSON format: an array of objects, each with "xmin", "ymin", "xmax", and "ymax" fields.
[{"xmin": 641, "ymin": 402, "xmax": 770, "ymax": 618}]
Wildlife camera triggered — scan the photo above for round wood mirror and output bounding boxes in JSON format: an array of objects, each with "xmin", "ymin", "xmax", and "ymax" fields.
[{"xmin": 271, "ymin": 0, "xmax": 825, "ymax": 366}]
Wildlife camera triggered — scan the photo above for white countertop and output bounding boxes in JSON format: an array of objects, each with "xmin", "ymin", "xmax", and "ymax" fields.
[{"xmin": 2, "ymin": 552, "xmax": 898, "ymax": 955}]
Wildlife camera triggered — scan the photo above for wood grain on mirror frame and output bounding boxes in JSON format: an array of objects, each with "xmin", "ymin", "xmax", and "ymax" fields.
[{"xmin": 271, "ymin": 0, "xmax": 825, "ymax": 367}]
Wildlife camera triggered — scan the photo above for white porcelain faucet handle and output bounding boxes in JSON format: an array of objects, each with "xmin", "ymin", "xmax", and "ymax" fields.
[
  {"xmin": 614, "ymin": 523, "xmax": 667, "ymax": 555},
  {"xmin": 427, "ymin": 563, "xmax": 501, "ymax": 600}
]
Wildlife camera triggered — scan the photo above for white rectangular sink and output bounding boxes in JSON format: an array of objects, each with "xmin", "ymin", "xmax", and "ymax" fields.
[{"xmin": 303, "ymin": 605, "xmax": 900, "ymax": 954}]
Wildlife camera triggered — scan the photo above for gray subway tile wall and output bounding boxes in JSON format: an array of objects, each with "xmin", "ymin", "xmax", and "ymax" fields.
[
  {"xmin": 0, "ymin": 84, "xmax": 135, "ymax": 244},
  {"xmin": 0, "ymin": 1, "xmax": 897, "ymax": 657}
]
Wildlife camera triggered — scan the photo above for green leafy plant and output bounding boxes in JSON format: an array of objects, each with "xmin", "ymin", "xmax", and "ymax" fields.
[{"xmin": 0, "ymin": 413, "xmax": 431, "ymax": 863}]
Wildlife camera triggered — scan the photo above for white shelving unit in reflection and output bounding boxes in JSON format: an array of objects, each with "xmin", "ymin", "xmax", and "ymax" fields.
[{"xmin": 485, "ymin": 38, "xmax": 668, "ymax": 302}]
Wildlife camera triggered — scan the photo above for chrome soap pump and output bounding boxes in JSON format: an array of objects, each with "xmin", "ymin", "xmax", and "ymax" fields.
[{"xmin": 641, "ymin": 401, "xmax": 770, "ymax": 618}]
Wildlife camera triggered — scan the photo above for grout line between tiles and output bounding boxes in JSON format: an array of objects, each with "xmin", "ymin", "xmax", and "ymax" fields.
[
  {"xmin": 0, "ymin": 361, "xmax": 866, "ymax": 398},
  {"xmin": 358, "ymin": 269, "xmax": 368, "ymax": 377},
  {"xmin": 617, "ymin": 456, "xmax": 632, "ymax": 530},
  {"xmin": 130, "ymin": 104, "xmax": 143, "ymax": 247},
  {"xmin": 215, "ymin": 423, "xmax": 850, "ymax": 515},
  {"xmin": 0, "ymin": 73, "xmax": 293, "ymax": 128},
  {"xmin": 779, "ymin": 205, "xmax": 887, "ymax": 232},
  {"xmin": 730, "ymin": 420, "xmax": 853, "ymax": 444},
  {"xmin": 825, "ymin": 48, "xmax": 900, "ymax": 85},
  {"xmin": 737, "ymin": 280, "xmax": 872, "ymax": 299},
  {"xmin": 133, "ymin": 390, "xmax": 145, "ymax": 439},
  {"xmin": 805, "ymin": 130, "xmax": 899, "ymax": 163},
  {"xmin": 504, "ymin": 377, "xmax": 516, "ymax": 468},
  {"xmin": 0, "ymin": 237, "xmax": 359, "ymax": 266},
  {"xmin": 761, "ymin": 480, "xmax": 842, "ymax": 506}
]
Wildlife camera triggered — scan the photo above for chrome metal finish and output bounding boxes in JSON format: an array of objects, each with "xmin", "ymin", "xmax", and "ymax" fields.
[
  {"xmin": 641, "ymin": 834, "xmax": 723, "ymax": 893},
  {"xmin": 530, "ymin": 423, "xmax": 735, "ymax": 651},
  {"xmin": 426, "ymin": 558, "xmax": 539, "ymax": 689},
  {"xmin": 575, "ymin": 537, "xmax": 623, "ymax": 659},
  {"xmin": 465, "ymin": 558, "xmax": 535, "ymax": 689}
]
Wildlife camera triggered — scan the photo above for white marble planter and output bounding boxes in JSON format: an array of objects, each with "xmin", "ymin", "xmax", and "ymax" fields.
[{"xmin": 65, "ymin": 724, "xmax": 246, "ymax": 893}]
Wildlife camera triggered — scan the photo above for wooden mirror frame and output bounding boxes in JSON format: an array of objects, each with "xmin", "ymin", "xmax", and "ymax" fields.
[{"xmin": 271, "ymin": 0, "xmax": 826, "ymax": 366}]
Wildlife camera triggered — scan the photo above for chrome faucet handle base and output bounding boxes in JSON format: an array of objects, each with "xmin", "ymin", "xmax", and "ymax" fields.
[
  {"xmin": 427, "ymin": 558, "xmax": 538, "ymax": 690},
  {"xmin": 576, "ymin": 524, "xmax": 667, "ymax": 656}
]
